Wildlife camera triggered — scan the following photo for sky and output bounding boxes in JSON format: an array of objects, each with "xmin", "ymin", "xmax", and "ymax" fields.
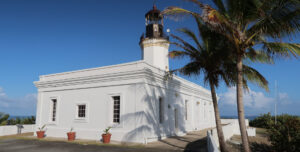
[{"xmin": 0, "ymin": 0, "xmax": 299, "ymax": 116}]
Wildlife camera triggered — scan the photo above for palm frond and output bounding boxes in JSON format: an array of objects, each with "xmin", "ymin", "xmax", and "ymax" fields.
[
  {"xmin": 185, "ymin": 0, "xmax": 205, "ymax": 9},
  {"xmin": 171, "ymin": 34, "xmax": 199, "ymax": 54},
  {"xmin": 247, "ymin": 0, "xmax": 300, "ymax": 38},
  {"xmin": 178, "ymin": 61, "xmax": 202, "ymax": 77},
  {"xmin": 212, "ymin": 0, "xmax": 226, "ymax": 14},
  {"xmin": 177, "ymin": 28, "xmax": 203, "ymax": 51},
  {"xmin": 262, "ymin": 42, "xmax": 300, "ymax": 58},
  {"xmin": 162, "ymin": 6, "xmax": 201, "ymax": 21},
  {"xmin": 246, "ymin": 47, "xmax": 274, "ymax": 64},
  {"xmin": 169, "ymin": 50, "xmax": 190, "ymax": 59},
  {"xmin": 243, "ymin": 64, "xmax": 269, "ymax": 91}
]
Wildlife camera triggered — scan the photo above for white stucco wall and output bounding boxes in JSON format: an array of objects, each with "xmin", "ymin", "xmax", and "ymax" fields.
[
  {"xmin": 211, "ymin": 119, "xmax": 256, "ymax": 147},
  {"xmin": 141, "ymin": 38, "xmax": 169, "ymax": 71},
  {"xmin": 0, "ymin": 125, "xmax": 35, "ymax": 136},
  {"xmin": 34, "ymin": 61, "xmax": 216, "ymax": 143},
  {"xmin": 207, "ymin": 130, "xmax": 220, "ymax": 152}
]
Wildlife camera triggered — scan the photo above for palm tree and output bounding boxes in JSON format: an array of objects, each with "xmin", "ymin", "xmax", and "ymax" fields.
[
  {"xmin": 168, "ymin": 16, "xmax": 268, "ymax": 152},
  {"xmin": 163, "ymin": 1, "xmax": 300, "ymax": 151}
]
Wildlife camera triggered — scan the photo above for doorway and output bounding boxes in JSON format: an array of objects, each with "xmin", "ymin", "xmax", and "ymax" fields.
[{"xmin": 174, "ymin": 108, "xmax": 178, "ymax": 133}]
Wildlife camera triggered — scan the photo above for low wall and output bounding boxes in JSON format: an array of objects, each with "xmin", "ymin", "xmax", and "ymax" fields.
[
  {"xmin": 207, "ymin": 130, "xmax": 220, "ymax": 152},
  {"xmin": 221, "ymin": 119, "xmax": 249, "ymax": 126},
  {"xmin": 210, "ymin": 119, "xmax": 255, "ymax": 147},
  {"xmin": 0, "ymin": 124, "xmax": 35, "ymax": 136}
]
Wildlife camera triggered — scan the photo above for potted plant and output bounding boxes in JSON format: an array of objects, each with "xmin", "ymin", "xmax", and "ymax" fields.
[
  {"xmin": 36, "ymin": 125, "xmax": 46, "ymax": 139},
  {"xmin": 67, "ymin": 127, "xmax": 76, "ymax": 141},
  {"xmin": 102, "ymin": 126, "xmax": 112, "ymax": 144}
]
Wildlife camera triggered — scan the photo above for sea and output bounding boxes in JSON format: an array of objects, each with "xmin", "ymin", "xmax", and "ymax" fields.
[{"xmin": 221, "ymin": 116, "xmax": 258, "ymax": 120}]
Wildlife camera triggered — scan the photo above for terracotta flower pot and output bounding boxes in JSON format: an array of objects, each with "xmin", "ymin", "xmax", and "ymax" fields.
[
  {"xmin": 67, "ymin": 132, "xmax": 76, "ymax": 141},
  {"xmin": 102, "ymin": 133, "xmax": 111, "ymax": 144},
  {"xmin": 36, "ymin": 131, "xmax": 45, "ymax": 139}
]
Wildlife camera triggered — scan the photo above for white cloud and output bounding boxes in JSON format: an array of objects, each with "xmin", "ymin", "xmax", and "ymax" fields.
[
  {"xmin": 0, "ymin": 87, "xmax": 37, "ymax": 115},
  {"xmin": 219, "ymin": 87, "xmax": 299, "ymax": 116},
  {"xmin": 0, "ymin": 87, "xmax": 6, "ymax": 97},
  {"xmin": 219, "ymin": 87, "xmax": 291, "ymax": 109},
  {"xmin": 278, "ymin": 92, "xmax": 291, "ymax": 105}
]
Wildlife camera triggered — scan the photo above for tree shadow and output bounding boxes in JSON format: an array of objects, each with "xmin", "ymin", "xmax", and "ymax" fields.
[
  {"xmin": 184, "ymin": 137, "xmax": 207, "ymax": 152},
  {"xmin": 157, "ymin": 139, "xmax": 186, "ymax": 150},
  {"xmin": 120, "ymin": 66, "xmax": 187, "ymax": 143}
]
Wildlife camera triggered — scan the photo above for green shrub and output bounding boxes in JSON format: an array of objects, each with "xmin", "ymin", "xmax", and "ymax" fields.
[
  {"xmin": 249, "ymin": 112, "xmax": 273, "ymax": 128},
  {"xmin": 0, "ymin": 112, "xmax": 35, "ymax": 125},
  {"xmin": 268, "ymin": 114, "xmax": 300, "ymax": 152},
  {"xmin": 7, "ymin": 116, "xmax": 36, "ymax": 125},
  {"xmin": 0, "ymin": 112, "xmax": 9, "ymax": 125}
]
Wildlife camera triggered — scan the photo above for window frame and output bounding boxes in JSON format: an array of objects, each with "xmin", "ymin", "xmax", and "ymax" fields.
[
  {"xmin": 48, "ymin": 96, "xmax": 59, "ymax": 124},
  {"xmin": 74, "ymin": 102, "xmax": 89, "ymax": 122},
  {"xmin": 159, "ymin": 97, "xmax": 164, "ymax": 124},
  {"xmin": 77, "ymin": 104, "xmax": 86, "ymax": 118},
  {"xmin": 185, "ymin": 100, "xmax": 188, "ymax": 121},
  {"xmin": 108, "ymin": 93, "xmax": 123, "ymax": 127},
  {"xmin": 51, "ymin": 99, "xmax": 57, "ymax": 122},
  {"xmin": 112, "ymin": 96, "xmax": 121, "ymax": 124}
]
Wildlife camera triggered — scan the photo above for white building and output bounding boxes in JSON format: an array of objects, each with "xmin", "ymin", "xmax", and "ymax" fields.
[{"xmin": 34, "ymin": 6, "xmax": 216, "ymax": 144}]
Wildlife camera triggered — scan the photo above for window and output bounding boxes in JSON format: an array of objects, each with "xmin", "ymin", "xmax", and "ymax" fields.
[
  {"xmin": 185, "ymin": 100, "xmax": 188, "ymax": 120},
  {"xmin": 204, "ymin": 102, "xmax": 206, "ymax": 120},
  {"xmin": 51, "ymin": 99, "xmax": 57, "ymax": 122},
  {"xmin": 113, "ymin": 96, "xmax": 120, "ymax": 123},
  {"xmin": 77, "ymin": 104, "xmax": 86, "ymax": 118},
  {"xmin": 159, "ymin": 97, "xmax": 164, "ymax": 123}
]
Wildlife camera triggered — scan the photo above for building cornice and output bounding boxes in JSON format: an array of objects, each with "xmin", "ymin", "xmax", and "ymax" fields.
[
  {"xmin": 34, "ymin": 69, "xmax": 146, "ymax": 89},
  {"xmin": 34, "ymin": 61, "xmax": 212, "ymax": 100}
]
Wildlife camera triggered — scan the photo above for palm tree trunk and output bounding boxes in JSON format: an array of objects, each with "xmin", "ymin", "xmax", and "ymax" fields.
[
  {"xmin": 209, "ymin": 79, "xmax": 228, "ymax": 152},
  {"xmin": 236, "ymin": 55, "xmax": 251, "ymax": 152}
]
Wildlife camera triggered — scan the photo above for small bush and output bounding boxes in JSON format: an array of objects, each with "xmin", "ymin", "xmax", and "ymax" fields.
[
  {"xmin": 268, "ymin": 114, "xmax": 300, "ymax": 152},
  {"xmin": 0, "ymin": 112, "xmax": 9, "ymax": 125},
  {"xmin": 249, "ymin": 112, "xmax": 273, "ymax": 128}
]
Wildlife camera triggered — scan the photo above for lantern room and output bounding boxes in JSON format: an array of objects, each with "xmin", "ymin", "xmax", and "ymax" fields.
[{"xmin": 145, "ymin": 5, "xmax": 164, "ymax": 38}]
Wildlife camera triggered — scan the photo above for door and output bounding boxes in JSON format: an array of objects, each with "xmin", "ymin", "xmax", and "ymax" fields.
[
  {"xmin": 196, "ymin": 102, "xmax": 201, "ymax": 129},
  {"xmin": 174, "ymin": 108, "xmax": 178, "ymax": 133}
]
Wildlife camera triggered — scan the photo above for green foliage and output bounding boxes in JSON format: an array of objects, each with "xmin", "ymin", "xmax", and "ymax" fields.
[
  {"xmin": 103, "ymin": 126, "xmax": 112, "ymax": 134},
  {"xmin": 268, "ymin": 114, "xmax": 300, "ymax": 152},
  {"xmin": 7, "ymin": 116, "xmax": 35, "ymax": 125},
  {"xmin": 22, "ymin": 116, "xmax": 36, "ymax": 124},
  {"xmin": 0, "ymin": 112, "xmax": 10, "ymax": 125},
  {"xmin": 38, "ymin": 124, "xmax": 46, "ymax": 131},
  {"xmin": 249, "ymin": 112, "xmax": 273, "ymax": 128},
  {"xmin": 0, "ymin": 112, "xmax": 35, "ymax": 125},
  {"xmin": 250, "ymin": 113, "xmax": 300, "ymax": 151}
]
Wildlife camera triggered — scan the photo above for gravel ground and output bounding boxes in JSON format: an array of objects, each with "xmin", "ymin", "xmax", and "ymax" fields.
[
  {"xmin": 0, "ymin": 129, "xmax": 210, "ymax": 152},
  {"xmin": 0, "ymin": 138, "xmax": 180, "ymax": 152}
]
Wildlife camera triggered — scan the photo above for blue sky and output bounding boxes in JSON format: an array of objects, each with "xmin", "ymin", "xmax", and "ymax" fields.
[{"xmin": 0, "ymin": 0, "xmax": 299, "ymax": 116}]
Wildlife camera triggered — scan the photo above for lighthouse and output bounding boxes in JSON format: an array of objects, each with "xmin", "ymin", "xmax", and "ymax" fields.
[{"xmin": 140, "ymin": 5, "xmax": 170, "ymax": 71}]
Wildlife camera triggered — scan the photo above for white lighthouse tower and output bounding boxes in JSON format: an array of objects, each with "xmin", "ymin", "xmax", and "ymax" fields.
[{"xmin": 140, "ymin": 5, "xmax": 170, "ymax": 71}]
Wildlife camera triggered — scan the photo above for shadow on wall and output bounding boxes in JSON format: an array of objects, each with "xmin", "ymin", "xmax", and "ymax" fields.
[{"xmin": 121, "ymin": 68, "xmax": 187, "ymax": 143}]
